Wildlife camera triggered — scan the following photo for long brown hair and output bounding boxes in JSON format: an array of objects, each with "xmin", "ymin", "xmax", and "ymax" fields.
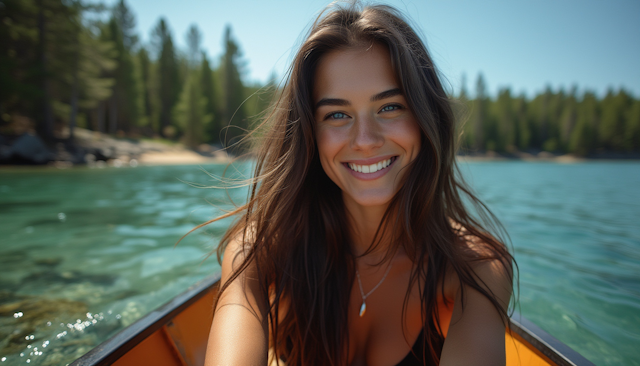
[{"xmin": 192, "ymin": 3, "xmax": 515, "ymax": 365}]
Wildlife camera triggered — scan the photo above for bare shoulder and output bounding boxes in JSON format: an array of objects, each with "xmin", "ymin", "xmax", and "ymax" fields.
[
  {"xmin": 205, "ymin": 224, "xmax": 269, "ymax": 366},
  {"xmin": 220, "ymin": 226, "xmax": 256, "ymax": 283},
  {"xmin": 444, "ymin": 221, "xmax": 513, "ymax": 303},
  {"xmin": 440, "ymin": 222, "xmax": 513, "ymax": 365}
]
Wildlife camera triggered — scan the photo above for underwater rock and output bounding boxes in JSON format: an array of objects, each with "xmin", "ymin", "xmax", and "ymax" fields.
[
  {"xmin": 34, "ymin": 258, "xmax": 63, "ymax": 267},
  {"xmin": 0, "ymin": 296, "xmax": 88, "ymax": 354},
  {"xmin": 21, "ymin": 269, "xmax": 117, "ymax": 286}
]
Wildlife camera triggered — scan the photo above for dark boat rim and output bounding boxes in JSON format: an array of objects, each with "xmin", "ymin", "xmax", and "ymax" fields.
[
  {"xmin": 70, "ymin": 273, "xmax": 221, "ymax": 366},
  {"xmin": 71, "ymin": 273, "xmax": 595, "ymax": 366},
  {"xmin": 509, "ymin": 311, "xmax": 595, "ymax": 366}
]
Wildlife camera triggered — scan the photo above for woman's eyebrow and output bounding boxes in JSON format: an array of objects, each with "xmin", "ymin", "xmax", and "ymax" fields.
[
  {"xmin": 316, "ymin": 98, "xmax": 350, "ymax": 109},
  {"xmin": 315, "ymin": 88, "xmax": 402, "ymax": 109},
  {"xmin": 371, "ymin": 88, "xmax": 402, "ymax": 102}
]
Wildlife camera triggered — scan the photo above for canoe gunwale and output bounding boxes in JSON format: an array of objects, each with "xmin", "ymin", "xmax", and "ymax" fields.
[
  {"xmin": 71, "ymin": 273, "xmax": 595, "ymax": 366},
  {"xmin": 70, "ymin": 273, "xmax": 221, "ymax": 366},
  {"xmin": 509, "ymin": 311, "xmax": 595, "ymax": 366}
]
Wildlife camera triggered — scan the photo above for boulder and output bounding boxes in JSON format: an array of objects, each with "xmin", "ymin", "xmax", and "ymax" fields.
[{"xmin": 7, "ymin": 133, "xmax": 55, "ymax": 164}]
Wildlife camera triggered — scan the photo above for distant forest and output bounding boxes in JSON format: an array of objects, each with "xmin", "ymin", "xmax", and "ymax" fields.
[
  {"xmin": 456, "ymin": 75, "xmax": 640, "ymax": 156},
  {"xmin": 1, "ymin": 0, "xmax": 639, "ymax": 155}
]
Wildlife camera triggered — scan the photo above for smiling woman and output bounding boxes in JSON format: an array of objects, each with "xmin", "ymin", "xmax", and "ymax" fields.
[
  {"xmin": 198, "ymin": 3, "xmax": 515, "ymax": 366},
  {"xmin": 314, "ymin": 44, "xmax": 422, "ymax": 209}
]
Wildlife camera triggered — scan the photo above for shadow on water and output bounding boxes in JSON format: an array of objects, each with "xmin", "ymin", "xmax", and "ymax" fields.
[{"xmin": 0, "ymin": 200, "xmax": 61, "ymax": 213}]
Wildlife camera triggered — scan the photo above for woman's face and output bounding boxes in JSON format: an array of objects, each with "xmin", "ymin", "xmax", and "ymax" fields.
[{"xmin": 313, "ymin": 44, "xmax": 422, "ymax": 209}]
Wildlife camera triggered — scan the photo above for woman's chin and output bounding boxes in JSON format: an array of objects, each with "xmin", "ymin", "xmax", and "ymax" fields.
[{"xmin": 343, "ymin": 189, "xmax": 396, "ymax": 209}]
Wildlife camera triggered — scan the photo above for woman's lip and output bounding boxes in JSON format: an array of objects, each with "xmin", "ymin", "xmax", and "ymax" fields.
[
  {"xmin": 343, "ymin": 154, "xmax": 397, "ymax": 165},
  {"xmin": 342, "ymin": 156, "xmax": 397, "ymax": 181}
]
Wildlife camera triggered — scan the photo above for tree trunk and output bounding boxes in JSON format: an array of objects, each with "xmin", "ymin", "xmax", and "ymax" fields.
[
  {"xmin": 69, "ymin": 59, "xmax": 79, "ymax": 142},
  {"xmin": 37, "ymin": 0, "xmax": 54, "ymax": 142},
  {"xmin": 109, "ymin": 96, "xmax": 118, "ymax": 135},
  {"xmin": 97, "ymin": 101, "xmax": 105, "ymax": 133}
]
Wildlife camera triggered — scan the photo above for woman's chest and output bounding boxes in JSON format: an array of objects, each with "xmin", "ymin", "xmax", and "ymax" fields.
[{"xmin": 346, "ymin": 270, "xmax": 455, "ymax": 366}]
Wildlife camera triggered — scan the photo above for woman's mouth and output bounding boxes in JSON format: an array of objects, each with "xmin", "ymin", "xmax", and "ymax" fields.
[{"xmin": 344, "ymin": 156, "xmax": 397, "ymax": 174}]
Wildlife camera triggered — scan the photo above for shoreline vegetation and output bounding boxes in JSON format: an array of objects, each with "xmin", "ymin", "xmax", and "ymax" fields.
[
  {"xmin": 1, "ymin": 127, "xmax": 638, "ymax": 170},
  {"xmin": 2, "ymin": 1, "xmax": 639, "ymax": 169}
]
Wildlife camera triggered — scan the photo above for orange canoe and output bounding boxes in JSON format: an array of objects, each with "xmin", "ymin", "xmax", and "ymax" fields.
[{"xmin": 71, "ymin": 275, "xmax": 595, "ymax": 366}]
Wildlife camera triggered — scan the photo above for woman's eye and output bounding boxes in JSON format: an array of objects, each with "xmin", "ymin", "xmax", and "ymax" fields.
[
  {"xmin": 380, "ymin": 104, "xmax": 402, "ymax": 113},
  {"xmin": 326, "ymin": 112, "xmax": 348, "ymax": 120}
]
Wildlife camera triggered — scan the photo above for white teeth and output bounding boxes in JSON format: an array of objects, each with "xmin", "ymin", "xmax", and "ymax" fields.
[{"xmin": 348, "ymin": 158, "xmax": 393, "ymax": 174}]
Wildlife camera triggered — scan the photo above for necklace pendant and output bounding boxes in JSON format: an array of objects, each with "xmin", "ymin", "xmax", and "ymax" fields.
[{"xmin": 359, "ymin": 302, "xmax": 366, "ymax": 317}]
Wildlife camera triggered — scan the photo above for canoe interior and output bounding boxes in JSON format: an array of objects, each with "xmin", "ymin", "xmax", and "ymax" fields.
[{"xmin": 71, "ymin": 274, "xmax": 594, "ymax": 366}]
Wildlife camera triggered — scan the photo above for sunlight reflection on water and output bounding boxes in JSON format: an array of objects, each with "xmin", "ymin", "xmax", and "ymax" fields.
[{"xmin": 0, "ymin": 161, "xmax": 639, "ymax": 365}]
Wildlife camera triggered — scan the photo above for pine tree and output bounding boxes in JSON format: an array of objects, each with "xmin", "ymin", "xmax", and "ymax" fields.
[
  {"xmin": 569, "ymin": 92, "xmax": 598, "ymax": 155},
  {"xmin": 471, "ymin": 73, "xmax": 488, "ymax": 151},
  {"xmin": 136, "ymin": 47, "xmax": 153, "ymax": 133},
  {"xmin": 173, "ymin": 69, "xmax": 211, "ymax": 148},
  {"xmin": 514, "ymin": 94, "xmax": 530, "ymax": 151},
  {"xmin": 559, "ymin": 86, "xmax": 578, "ymax": 151},
  {"xmin": 152, "ymin": 18, "xmax": 179, "ymax": 138},
  {"xmin": 625, "ymin": 100, "xmax": 640, "ymax": 152},
  {"xmin": 599, "ymin": 89, "xmax": 631, "ymax": 151},
  {"xmin": 494, "ymin": 88, "xmax": 515, "ymax": 152},
  {"xmin": 220, "ymin": 25, "xmax": 247, "ymax": 150},
  {"xmin": 200, "ymin": 52, "xmax": 219, "ymax": 143}
]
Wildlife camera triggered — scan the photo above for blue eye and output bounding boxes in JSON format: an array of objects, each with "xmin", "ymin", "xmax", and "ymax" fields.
[
  {"xmin": 380, "ymin": 104, "xmax": 401, "ymax": 112},
  {"xmin": 327, "ymin": 112, "xmax": 348, "ymax": 120}
]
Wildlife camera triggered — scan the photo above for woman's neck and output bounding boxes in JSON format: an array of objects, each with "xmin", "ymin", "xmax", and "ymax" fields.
[{"xmin": 343, "ymin": 195, "xmax": 394, "ymax": 261}]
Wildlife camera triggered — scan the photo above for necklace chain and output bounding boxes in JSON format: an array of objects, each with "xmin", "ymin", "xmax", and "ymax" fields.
[{"xmin": 355, "ymin": 262, "xmax": 393, "ymax": 301}]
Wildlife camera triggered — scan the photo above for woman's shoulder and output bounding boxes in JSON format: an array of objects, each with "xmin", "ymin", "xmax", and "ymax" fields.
[{"xmin": 443, "ymin": 219, "xmax": 513, "ymax": 300}]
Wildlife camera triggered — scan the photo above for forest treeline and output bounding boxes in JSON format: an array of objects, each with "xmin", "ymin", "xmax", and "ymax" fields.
[
  {"xmin": 1, "ymin": 0, "xmax": 274, "ymax": 150},
  {"xmin": 457, "ymin": 75, "xmax": 640, "ymax": 155},
  {"xmin": 1, "ymin": 0, "xmax": 638, "ymax": 155}
]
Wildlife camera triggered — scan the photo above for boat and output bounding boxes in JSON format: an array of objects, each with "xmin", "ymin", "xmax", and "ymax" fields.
[{"xmin": 70, "ymin": 274, "xmax": 595, "ymax": 366}]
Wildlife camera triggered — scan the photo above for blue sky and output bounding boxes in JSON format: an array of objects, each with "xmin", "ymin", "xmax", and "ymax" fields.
[{"xmin": 104, "ymin": 0, "xmax": 640, "ymax": 98}]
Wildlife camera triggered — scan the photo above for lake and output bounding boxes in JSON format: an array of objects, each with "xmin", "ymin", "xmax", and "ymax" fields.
[{"xmin": 0, "ymin": 161, "xmax": 639, "ymax": 365}]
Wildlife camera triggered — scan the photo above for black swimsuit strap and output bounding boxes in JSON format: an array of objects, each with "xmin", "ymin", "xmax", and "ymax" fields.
[{"xmin": 394, "ymin": 329, "xmax": 433, "ymax": 366}]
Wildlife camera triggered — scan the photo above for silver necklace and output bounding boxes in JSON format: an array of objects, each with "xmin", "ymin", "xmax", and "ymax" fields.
[{"xmin": 355, "ymin": 263, "xmax": 393, "ymax": 317}]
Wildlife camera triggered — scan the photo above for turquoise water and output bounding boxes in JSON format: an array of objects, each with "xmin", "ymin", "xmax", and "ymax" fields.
[{"xmin": 0, "ymin": 161, "xmax": 639, "ymax": 365}]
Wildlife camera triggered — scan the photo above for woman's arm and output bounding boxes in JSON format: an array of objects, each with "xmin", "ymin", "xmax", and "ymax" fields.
[
  {"xmin": 205, "ymin": 236, "xmax": 269, "ymax": 366},
  {"xmin": 440, "ymin": 259, "xmax": 513, "ymax": 366}
]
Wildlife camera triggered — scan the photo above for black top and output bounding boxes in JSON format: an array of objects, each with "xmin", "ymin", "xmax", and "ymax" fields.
[{"xmin": 394, "ymin": 329, "xmax": 440, "ymax": 366}]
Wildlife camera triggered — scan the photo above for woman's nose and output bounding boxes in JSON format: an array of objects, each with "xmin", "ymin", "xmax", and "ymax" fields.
[{"xmin": 350, "ymin": 115, "xmax": 384, "ymax": 151}]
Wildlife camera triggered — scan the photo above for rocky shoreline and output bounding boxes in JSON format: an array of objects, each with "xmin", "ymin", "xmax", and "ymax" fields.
[
  {"xmin": 0, "ymin": 128, "xmax": 231, "ymax": 168},
  {"xmin": 1, "ymin": 129, "xmax": 638, "ymax": 168}
]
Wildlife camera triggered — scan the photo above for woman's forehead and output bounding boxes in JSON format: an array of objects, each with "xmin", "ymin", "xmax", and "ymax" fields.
[{"xmin": 313, "ymin": 44, "xmax": 400, "ymax": 103}]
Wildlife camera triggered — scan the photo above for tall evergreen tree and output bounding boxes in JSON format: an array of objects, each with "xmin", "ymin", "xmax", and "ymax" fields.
[
  {"xmin": 173, "ymin": 69, "xmax": 210, "ymax": 148},
  {"xmin": 136, "ymin": 47, "xmax": 153, "ymax": 132},
  {"xmin": 200, "ymin": 52, "xmax": 218, "ymax": 143},
  {"xmin": 470, "ymin": 73, "xmax": 488, "ymax": 150},
  {"xmin": 186, "ymin": 24, "xmax": 202, "ymax": 67},
  {"xmin": 220, "ymin": 25, "xmax": 247, "ymax": 150},
  {"xmin": 104, "ymin": 17, "xmax": 138, "ymax": 134},
  {"xmin": 559, "ymin": 86, "xmax": 578, "ymax": 150},
  {"xmin": 113, "ymin": 0, "xmax": 137, "ymax": 51},
  {"xmin": 514, "ymin": 94, "xmax": 531, "ymax": 150},
  {"xmin": 68, "ymin": 9, "xmax": 116, "ymax": 140},
  {"xmin": 625, "ymin": 100, "xmax": 640, "ymax": 152},
  {"xmin": 494, "ymin": 88, "xmax": 515, "ymax": 152},
  {"xmin": 599, "ymin": 89, "xmax": 631, "ymax": 151},
  {"xmin": 569, "ymin": 92, "xmax": 598, "ymax": 155},
  {"xmin": 152, "ymin": 18, "xmax": 179, "ymax": 138}
]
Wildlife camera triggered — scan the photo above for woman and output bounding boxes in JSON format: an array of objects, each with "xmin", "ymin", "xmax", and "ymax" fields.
[{"xmin": 202, "ymin": 3, "xmax": 515, "ymax": 365}]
